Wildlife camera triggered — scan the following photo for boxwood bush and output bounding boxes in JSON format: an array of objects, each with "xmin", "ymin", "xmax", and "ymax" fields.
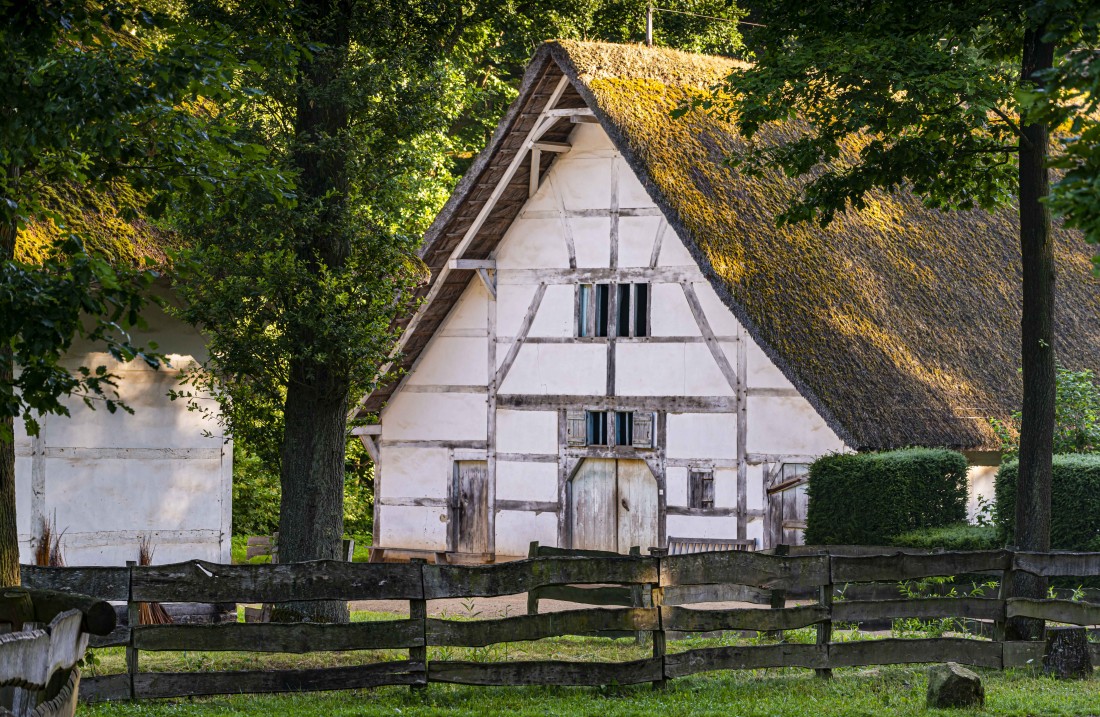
[
  {"xmin": 805, "ymin": 448, "xmax": 969, "ymax": 545},
  {"xmin": 995, "ymin": 454, "xmax": 1100, "ymax": 551}
]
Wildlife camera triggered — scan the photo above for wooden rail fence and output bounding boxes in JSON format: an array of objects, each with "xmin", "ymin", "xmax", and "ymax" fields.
[{"xmin": 20, "ymin": 548, "xmax": 1100, "ymax": 702}]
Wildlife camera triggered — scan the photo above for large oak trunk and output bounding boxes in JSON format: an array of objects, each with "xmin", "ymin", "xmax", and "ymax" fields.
[
  {"xmin": 273, "ymin": 0, "xmax": 352, "ymax": 623},
  {"xmin": 1007, "ymin": 25, "xmax": 1056, "ymax": 641}
]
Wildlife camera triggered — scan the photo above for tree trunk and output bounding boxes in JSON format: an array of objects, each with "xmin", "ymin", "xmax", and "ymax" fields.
[
  {"xmin": 1007, "ymin": 24, "xmax": 1056, "ymax": 642},
  {"xmin": 277, "ymin": 358, "xmax": 350, "ymax": 623},
  {"xmin": 0, "ymin": 196, "xmax": 20, "ymax": 587},
  {"xmin": 274, "ymin": 0, "xmax": 352, "ymax": 623}
]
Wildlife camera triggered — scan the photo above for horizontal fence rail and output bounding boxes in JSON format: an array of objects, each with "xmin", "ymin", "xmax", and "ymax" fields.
[{"xmin": 19, "ymin": 548, "xmax": 1100, "ymax": 702}]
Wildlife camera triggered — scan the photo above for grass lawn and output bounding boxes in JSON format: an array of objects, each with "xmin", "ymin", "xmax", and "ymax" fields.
[
  {"xmin": 80, "ymin": 666, "xmax": 1100, "ymax": 717},
  {"xmin": 78, "ymin": 609, "xmax": 1100, "ymax": 716}
]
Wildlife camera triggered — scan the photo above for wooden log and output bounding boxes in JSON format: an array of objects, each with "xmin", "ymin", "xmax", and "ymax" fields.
[
  {"xmin": 664, "ymin": 644, "xmax": 827, "ymax": 678},
  {"xmin": 1043, "ymin": 627, "xmax": 1093, "ymax": 679},
  {"xmin": 20, "ymin": 566, "xmax": 130, "ymax": 602},
  {"xmin": 131, "ymin": 560, "xmax": 423, "ymax": 602},
  {"xmin": 660, "ymin": 551, "xmax": 828, "ymax": 590},
  {"xmin": 662, "ymin": 605, "xmax": 826, "ymax": 633},
  {"xmin": 428, "ymin": 658, "xmax": 663, "ymax": 686},
  {"xmin": 131, "ymin": 661, "xmax": 425, "ymax": 699},
  {"xmin": 661, "ymin": 583, "xmax": 772, "ymax": 606},
  {"xmin": 0, "ymin": 588, "xmax": 34, "ymax": 632},
  {"xmin": 828, "ymin": 639, "xmax": 1003, "ymax": 669},
  {"xmin": 24, "ymin": 589, "xmax": 116, "ymax": 637},
  {"xmin": 426, "ymin": 608, "xmax": 658, "ymax": 646},
  {"xmin": 831, "ymin": 551, "xmax": 1011, "ymax": 584},
  {"xmin": 133, "ymin": 620, "xmax": 423, "ymax": 653},
  {"xmin": 422, "ymin": 557, "xmax": 657, "ymax": 599},
  {"xmin": 832, "ymin": 598, "xmax": 1004, "ymax": 623},
  {"xmin": 527, "ymin": 584, "xmax": 634, "ymax": 606},
  {"xmin": 1006, "ymin": 598, "xmax": 1100, "ymax": 626},
  {"xmin": 1014, "ymin": 552, "xmax": 1100, "ymax": 578}
]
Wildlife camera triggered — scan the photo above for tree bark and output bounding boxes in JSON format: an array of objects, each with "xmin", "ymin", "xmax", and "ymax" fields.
[
  {"xmin": 0, "ymin": 185, "xmax": 20, "ymax": 588},
  {"xmin": 1007, "ymin": 24, "xmax": 1056, "ymax": 642},
  {"xmin": 275, "ymin": 0, "xmax": 352, "ymax": 623}
]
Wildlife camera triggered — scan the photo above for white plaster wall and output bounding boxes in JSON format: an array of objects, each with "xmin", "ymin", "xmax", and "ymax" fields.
[
  {"xmin": 665, "ymin": 467, "xmax": 689, "ymax": 507},
  {"xmin": 666, "ymin": 515, "xmax": 738, "ymax": 540},
  {"xmin": 497, "ymin": 461, "xmax": 558, "ymax": 502},
  {"xmin": 496, "ymin": 411, "xmax": 557, "ymax": 455},
  {"xmin": 377, "ymin": 446, "xmax": 451, "ymax": 501},
  {"xmin": 967, "ymin": 465, "xmax": 998, "ymax": 523},
  {"xmin": 496, "ymin": 510, "xmax": 558, "ymax": 557},
  {"xmin": 666, "ymin": 414, "xmax": 738, "ymax": 460},
  {"xmin": 14, "ymin": 295, "xmax": 231, "ymax": 567},
  {"xmin": 379, "ymin": 506, "xmax": 448, "ymax": 550},
  {"xmin": 382, "ymin": 392, "xmax": 487, "ymax": 441},
  {"xmin": 405, "ymin": 337, "xmax": 487, "ymax": 386},
  {"xmin": 745, "ymin": 395, "xmax": 845, "ymax": 456}
]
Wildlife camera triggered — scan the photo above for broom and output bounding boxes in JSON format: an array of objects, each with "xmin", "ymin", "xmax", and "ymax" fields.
[
  {"xmin": 138, "ymin": 536, "xmax": 173, "ymax": 625},
  {"xmin": 35, "ymin": 515, "xmax": 66, "ymax": 567}
]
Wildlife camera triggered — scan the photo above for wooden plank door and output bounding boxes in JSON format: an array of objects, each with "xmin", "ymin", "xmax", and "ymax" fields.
[
  {"xmin": 765, "ymin": 464, "xmax": 809, "ymax": 548},
  {"xmin": 616, "ymin": 459, "xmax": 658, "ymax": 553},
  {"xmin": 453, "ymin": 461, "xmax": 489, "ymax": 553},
  {"xmin": 569, "ymin": 458, "xmax": 618, "ymax": 552}
]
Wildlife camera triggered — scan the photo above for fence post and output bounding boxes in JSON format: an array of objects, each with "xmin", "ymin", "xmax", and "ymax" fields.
[
  {"xmin": 768, "ymin": 544, "xmax": 789, "ymax": 642},
  {"xmin": 993, "ymin": 547, "xmax": 1016, "ymax": 646},
  {"xmin": 629, "ymin": 546, "xmax": 650, "ymax": 646},
  {"xmin": 126, "ymin": 560, "xmax": 139, "ymax": 700},
  {"xmin": 526, "ymin": 542, "xmax": 540, "ymax": 615},
  {"xmin": 649, "ymin": 547, "xmax": 668, "ymax": 690},
  {"xmin": 815, "ymin": 551, "xmax": 833, "ymax": 679},
  {"xmin": 410, "ymin": 558, "xmax": 427, "ymax": 691}
]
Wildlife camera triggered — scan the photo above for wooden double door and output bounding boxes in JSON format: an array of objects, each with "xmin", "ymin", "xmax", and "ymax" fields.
[{"xmin": 569, "ymin": 458, "xmax": 658, "ymax": 553}]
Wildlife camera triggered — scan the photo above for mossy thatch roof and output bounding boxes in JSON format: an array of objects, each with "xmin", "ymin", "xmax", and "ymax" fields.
[
  {"xmin": 361, "ymin": 40, "xmax": 1100, "ymax": 451},
  {"xmin": 14, "ymin": 181, "xmax": 174, "ymax": 266}
]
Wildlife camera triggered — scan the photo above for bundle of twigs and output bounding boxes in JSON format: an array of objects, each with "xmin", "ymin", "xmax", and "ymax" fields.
[
  {"xmin": 138, "ymin": 536, "xmax": 173, "ymax": 625},
  {"xmin": 34, "ymin": 516, "xmax": 65, "ymax": 567}
]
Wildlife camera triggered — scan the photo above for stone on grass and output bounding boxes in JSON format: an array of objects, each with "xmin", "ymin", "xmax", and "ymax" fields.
[
  {"xmin": 926, "ymin": 662, "xmax": 985, "ymax": 709},
  {"xmin": 1043, "ymin": 626, "xmax": 1093, "ymax": 680}
]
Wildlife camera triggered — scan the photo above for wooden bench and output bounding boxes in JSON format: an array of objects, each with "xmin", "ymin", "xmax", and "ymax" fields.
[
  {"xmin": 367, "ymin": 547, "xmax": 494, "ymax": 565},
  {"xmin": 666, "ymin": 536, "xmax": 757, "ymax": 555}
]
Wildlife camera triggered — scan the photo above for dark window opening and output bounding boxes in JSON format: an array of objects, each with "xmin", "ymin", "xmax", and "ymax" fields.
[
  {"xmin": 634, "ymin": 283, "xmax": 648, "ymax": 337},
  {"xmin": 617, "ymin": 284, "xmax": 631, "ymax": 337},
  {"xmin": 586, "ymin": 411, "xmax": 608, "ymax": 445},
  {"xmin": 578, "ymin": 284, "xmax": 611, "ymax": 337},
  {"xmin": 595, "ymin": 284, "xmax": 609, "ymax": 337},
  {"xmin": 615, "ymin": 411, "xmax": 633, "ymax": 446}
]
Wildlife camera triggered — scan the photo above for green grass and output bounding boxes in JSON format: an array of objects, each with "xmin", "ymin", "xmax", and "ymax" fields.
[
  {"xmin": 229, "ymin": 535, "xmax": 373, "ymax": 564},
  {"xmin": 80, "ymin": 666, "xmax": 1100, "ymax": 717}
]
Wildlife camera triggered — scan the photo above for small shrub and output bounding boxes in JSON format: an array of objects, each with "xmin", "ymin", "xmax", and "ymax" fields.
[
  {"xmin": 890, "ymin": 524, "xmax": 1000, "ymax": 551},
  {"xmin": 995, "ymin": 454, "xmax": 1100, "ymax": 550},
  {"xmin": 805, "ymin": 448, "xmax": 968, "ymax": 546}
]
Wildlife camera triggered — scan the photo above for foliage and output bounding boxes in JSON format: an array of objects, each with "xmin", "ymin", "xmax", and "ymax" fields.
[
  {"xmin": 805, "ymin": 449, "xmax": 969, "ymax": 546},
  {"xmin": 890, "ymin": 524, "xmax": 1000, "ymax": 552},
  {"xmin": 995, "ymin": 454, "xmax": 1100, "ymax": 551},
  {"xmin": 891, "ymin": 576, "xmax": 999, "ymax": 639},
  {"xmin": 232, "ymin": 438, "xmax": 374, "ymax": 537},
  {"xmin": 991, "ymin": 364, "xmax": 1100, "ymax": 455}
]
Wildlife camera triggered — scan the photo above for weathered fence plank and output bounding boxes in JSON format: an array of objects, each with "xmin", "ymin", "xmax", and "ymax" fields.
[
  {"xmin": 132, "ymin": 620, "xmax": 423, "ymax": 653},
  {"xmin": 422, "ymin": 557, "xmax": 658, "ymax": 599},
  {"xmin": 78, "ymin": 674, "xmax": 130, "ymax": 703},
  {"xmin": 831, "ymin": 552, "xmax": 1011, "ymax": 583},
  {"xmin": 661, "ymin": 583, "xmax": 772, "ymax": 606},
  {"xmin": 20, "ymin": 566, "xmax": 129, "ymax": 602},
  {"xmin": 1014, "ymin": 552, "xmax": 1100, "ymax": 578},
  {"xmin": 832, "ymin": 598, "xmax": 1003, "ymax": 623},
  {"xmin": 828, "ymin": 639, "xmax": 1002, "ymax": 669},
  {"xmin": 131, "ymin": 561, "xmax": 423, "ymax": 602},
  {"xmin": 427, "ymin": 608, "xmax": 657, "ymax": 647},
  {"xmin": 660, "ymin": 551, "xmax": 829, "ymax": 590},
  {"xmin": 529, "ymin": 584, "xmax": 634, "ymax": 606},
  {"xmin": 662, "ymin": 605, "xmax": 826, "ymax": 633},
  {"xmin": 131, "ymin": 662, "xmax": 425, "ymax": 699},
  {"xmin": 89, "ymin": 627, "xmax": 129, "ymax": 649},
  {"xmin": 1006, "ymin": 598, "xmax": 1100, "ymax": 626},
  {"xmin": 428, "ymin": 658, "xmax": 663, "ymax": 686},
  {"xmin": 664, "ymin": 644, "xmax": 828, "ymax": 677}
]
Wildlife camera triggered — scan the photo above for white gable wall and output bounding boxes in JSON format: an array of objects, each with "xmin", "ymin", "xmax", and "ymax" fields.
[
  {"xmin": 376, "ymin": 121, "xmax": 847, "ymax": 556},
  {"xmin": 13, "ymin": 297, "xmax": 231, "ymax": 566}
]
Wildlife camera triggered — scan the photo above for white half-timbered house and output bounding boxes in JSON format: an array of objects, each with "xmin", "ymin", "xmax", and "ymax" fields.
[{"xmin": 353, "ymin": 41, "xmax": 1100, "ymax": 559}]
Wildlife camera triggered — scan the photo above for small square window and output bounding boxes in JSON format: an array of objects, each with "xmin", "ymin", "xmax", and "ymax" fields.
[
  {"xmin": 578, "ymin": 284, "xmax": 610, "ymax": 337},
  {"xmin": 689, "ymin": 470, "xmax": 715, "ymax": 510},
  {"xmin": 615, "ymin": 411, "xmax": 633, "ymax": 446},
  {"xmin": 586, "ymin": 411, "xmax": 608, "ymax": 445},
  {"xmin": 615, "ymin": 283, "xmax": 649, "ymax": 337}
]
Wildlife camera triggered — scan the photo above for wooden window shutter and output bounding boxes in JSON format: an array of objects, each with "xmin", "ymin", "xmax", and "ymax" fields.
[
  {"xmin": 702, "ymin": 473, "xmax": 715, "ymax": 509},
  {"xmin": 631, "ymin": 412, "xmax": 654, "ymax": 448},
  {"xmin": 566, "ymin": 410, "xmax": 587, "ymax": 446}
]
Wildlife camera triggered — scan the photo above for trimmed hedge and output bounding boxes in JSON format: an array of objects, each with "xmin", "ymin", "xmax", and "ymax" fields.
[
  {"xmin": 805, "ymin": 449, "xmax": 969, "ymax": 545},
  {"xmin": 995, "ymin": 454, "xmax": 1100, "ymax": 551},
  {"xmin": 890, "ymin": 524, "xmax": 999, "ymax": 551}
]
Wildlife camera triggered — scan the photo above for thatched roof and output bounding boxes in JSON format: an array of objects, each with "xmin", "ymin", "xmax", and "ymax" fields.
[
  {"xmin": 359, "ymin": 40, "xmax": 1100, "ymax": 451},
  {"xmin": 15, "ymin": 181, "xmax": 175, "ymax": 266}
]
